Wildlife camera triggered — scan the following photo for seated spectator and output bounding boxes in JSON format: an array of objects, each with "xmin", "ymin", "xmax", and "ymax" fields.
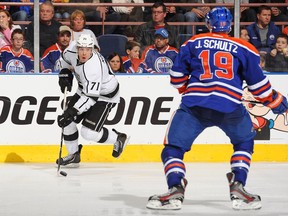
[
  {"xmin": 162, "ymin": 0, "xmax": 185, "ymax": 34},
  {"xmin": 68, "ymin": 0, "xmax": 121, "ymax": 36},
  {"xmin": 265, "ymin": 34, "xmax": 288, "ymax": 72},
  {"xmin": 0, "ymin": 28, "xmax": 34, "ymax": 73},
  {"xmin": 134, "ymin": 2, "xmax": 179, "ymax": 52},
  {"xmin": 271, "ymin": 6, "xmax": 288, "ymax": 29},
  {"xmin": 141, "ymin": 28, "xmax": 178, "ymax": 73},
  {"xmin": 216, "ymin": 0, "xmax": 257, "ymax": 22},
  {"xmin": 181, "ymin": 0, "xmax": 215, "ymax": 35},
  {"xmin": 69, "ymin": 10, "xmax": 99, "ymax": 50},
  {"xmin": 0, "ymin": 9, "xmax": 21, "ymax": 49},
  {"xmin": 41, "ymin": 25, "xmax": 71, "ymax": 73},
  {"xmin": 112, "ymin": 0, "xmax": 144, "ymax": 37},
  {"xmin": 6, "ymin": 0, "xmax": 28, "ymax": 22},
  {"xmin": 25, "ymin": 1, "xmax": 62, "ymax": 56},
  {"xmin": 240, "ymin": 26, "xmax": 250, "ymax": 42},
  {"xmin": 107, "ymin": 52, "xmax": 125, "ymax": 73},
  {"xmin": 247, "ymin": 5, "xmax": 281, "ymax": 54},
  {"xmin": 53, "ymin": 0, "xmax": 70, "ymax": 21},
  {"xmin": 122, "ymin": 40, "xmax": 144, "ymax": 73}
]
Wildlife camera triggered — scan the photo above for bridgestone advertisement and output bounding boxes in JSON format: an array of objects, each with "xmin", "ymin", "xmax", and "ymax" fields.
[{"xmin": 0, "ymin": 74, "xmax": 287, "ymax": 145}]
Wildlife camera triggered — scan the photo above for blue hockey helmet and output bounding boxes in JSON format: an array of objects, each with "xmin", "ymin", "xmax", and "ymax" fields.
[{"xmin": 205, "ymin": 7, "xmax": 233, "ymax": 33}]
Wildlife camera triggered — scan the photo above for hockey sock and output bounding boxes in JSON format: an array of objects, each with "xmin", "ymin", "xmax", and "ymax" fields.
[
  {"xmin": 161, "ymin": 145, "xmax": 186, "ymax": 188},
  {"xmin": 230, "ymin": 151, "xmax": 252, "ymax": 186},
  {"xmin": 63, "ymin": 122, "xmax": 79, "ymax": 154}
]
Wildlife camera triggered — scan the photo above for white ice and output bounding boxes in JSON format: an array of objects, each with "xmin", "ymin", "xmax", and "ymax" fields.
[{"xmin": 0, "ymin": 162, "xmax": 287, "ymax": 216}]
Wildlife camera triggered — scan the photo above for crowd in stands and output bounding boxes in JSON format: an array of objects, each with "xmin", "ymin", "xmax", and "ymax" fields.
[{"xmin": 0, "ymin": 0, "xmax": 288, "ymax": 73}]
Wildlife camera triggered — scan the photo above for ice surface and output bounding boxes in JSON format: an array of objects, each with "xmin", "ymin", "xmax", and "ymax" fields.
[{"xmin": 0, "ymin": 162, "xmax": 287, "ymax": 216}]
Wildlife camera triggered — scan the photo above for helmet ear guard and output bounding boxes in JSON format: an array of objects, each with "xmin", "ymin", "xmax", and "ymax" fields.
[
  {"xmin": 76, "ymin": 34, "xmax": 95, "ymax": 48},
  {"xmin": 205, "ymin": 7, "xmax": 233, "ymax": 33}
]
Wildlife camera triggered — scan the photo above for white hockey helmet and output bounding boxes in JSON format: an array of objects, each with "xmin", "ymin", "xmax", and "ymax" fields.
[{"xmin": 76, "ymin": 34, "xmax": 94, "ymax": 48}]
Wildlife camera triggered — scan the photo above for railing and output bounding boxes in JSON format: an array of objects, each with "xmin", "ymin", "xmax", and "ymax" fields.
[{"xmin": 0, "ymin": 2, "xmax": 287, "ymax": 72}]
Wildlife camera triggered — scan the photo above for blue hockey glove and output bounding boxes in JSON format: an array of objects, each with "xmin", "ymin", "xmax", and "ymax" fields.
[
  {"xmin": 57, "ymin": 107, "xmax": 78, "ymax": 128},
  {"xmin": 263, "ymin": 90, "xmax": 288, "ymax": 114},
  {"xmin": 59, "ymin": 68, "xmax": 73, "ymax": 93}
]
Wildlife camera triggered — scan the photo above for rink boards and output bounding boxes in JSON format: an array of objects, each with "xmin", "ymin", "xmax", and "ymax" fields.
[{"xmin": 0, "ymin": 73, "xmax": 287, "ymax": 162}]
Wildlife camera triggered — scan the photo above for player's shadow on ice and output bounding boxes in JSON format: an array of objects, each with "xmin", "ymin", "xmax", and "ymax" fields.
[{"xmin": 101, "ymin": 194, "xmax": 230, "ymax": 213}]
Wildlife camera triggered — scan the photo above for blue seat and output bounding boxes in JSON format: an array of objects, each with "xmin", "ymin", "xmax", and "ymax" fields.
[
  {"xmin": 178, "ymin": 34, "xmax": 193, "ymax": 46},
  {"xmin": 97, "ymin": 34, "xmax": 128, "ymax": 58}
]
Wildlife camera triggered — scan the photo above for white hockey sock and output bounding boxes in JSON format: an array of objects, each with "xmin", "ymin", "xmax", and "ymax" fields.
[{"xmin": 65, "ymin": 140, "xmax": 79, "ymax": 155}]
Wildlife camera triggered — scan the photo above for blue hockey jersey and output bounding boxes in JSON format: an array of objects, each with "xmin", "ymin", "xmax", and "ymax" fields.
[
  {"xmin": 141, "ymin": 45, "xmax": 178, "ymax": 73},
  {"xmin": 170, "ymin": 32, "xmax": 273, "ymax": 113},
  {"xmin": 0, "ymin": 45, "xmax": 34, "ymax": 73},
  {"xmin": 41, "ymin": 43, "xmax": 63, "ymax": 73}
]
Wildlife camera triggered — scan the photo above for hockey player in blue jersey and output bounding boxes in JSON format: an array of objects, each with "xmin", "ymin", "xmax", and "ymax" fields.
[{"xmin": 146, "ymin": 7, "xmax": 288, "ymax": 211}]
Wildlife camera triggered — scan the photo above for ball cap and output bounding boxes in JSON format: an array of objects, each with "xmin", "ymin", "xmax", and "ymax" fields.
[
  {"xmin": 154, "ymin": 28, "xmax": 169, "ymax": 39},
  {"xmin": 59, "ymin": 25, "xmax": 72, "ymax": 34}
]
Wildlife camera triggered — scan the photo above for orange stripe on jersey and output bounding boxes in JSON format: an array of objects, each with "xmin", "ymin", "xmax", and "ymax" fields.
[
  {"xmin": 231, "ymin": 156, "xmax": 251, "ymax": 164},
  {"xmin": 164, "ymin": 162, "xmax": 185, "ymax": 172},
  {"xmin": 252, "ymin": 82, "xmax": 272, "ymax": 96}
]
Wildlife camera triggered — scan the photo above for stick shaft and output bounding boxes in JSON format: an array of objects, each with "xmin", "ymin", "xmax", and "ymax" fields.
[{"xmin": 57, "ymin": 87, "xmax": 68, "ymax": 173}]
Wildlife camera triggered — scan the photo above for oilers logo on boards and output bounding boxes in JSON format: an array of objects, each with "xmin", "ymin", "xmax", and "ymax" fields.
[
  {"xmin": 6, "ymin": 59, "xmax": 26, "ymax": 73},
  {"xmin": 154, "ymin": 56, "xmax": 173, "ymax": 73}
]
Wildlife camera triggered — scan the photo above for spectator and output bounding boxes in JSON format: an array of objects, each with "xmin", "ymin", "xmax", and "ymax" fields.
[
  {"xmin": 271, "ymin": 5, "xmax": 288, "ymax": 30},
  {"xmin": 134, "ymin": 2, "xmax": 179, "ymax": 51},
  {"xmin": 122, "ymin": 40, "xmax": 144, "ymax": 73},
  {"xmin": 162, "ymin": 0, "xmax": 185, "ymax": 34},
  {"xmin": 246, "ymin": 5, "xmax": 281, "ymax": 54},
  {"xmin": 265, "ymin": 34, "xmax": 288, "ymax": 72},
  {"xmin": 25, "ymin": 1, "xmax": 62, "ymax": 56},
  {"xmin": 41, "ymin": 25, "xmax": 71, "ymax": 73},
  {"xmin": 69, "ymin": 10, "xmax": 99, "ymax": 50},
  {"xmin": 181, "ymin": 0, "xmax": 215, "ymax": 35},
  {"xmin": 107, "ymin": 52, "xmax": 125, "ymax": 73},
  {"xmin": 68, "ymin": 0, "xmax": 121, "ymax": 36},
  {"xmin": 5, "ymin": 0, "xmax": 28, "ymax": 22},
  {"xmin": 0, "ymin": 9, "xmax": 21, "ymax": 49},
  {"xmin": 112, "ymin": 0, "xmax": 144, "ymax": 37},
  {"xmin": 240, "ymin": 26, "xmax": 250, "ymax": 42},
  {"xmin": 53, "ymin": 0, "xmax": 70, "ymax": 21},
  {"xmin": 141, "ymin": 28, "xmax": 178, "ymax": 73},
  {"xmin": 0, "ymin": 28, "xmax": 34, "ymax": 73},
  {"xmin": 216, "ymin": 0, "xmax": 257, "ymax": 22}
]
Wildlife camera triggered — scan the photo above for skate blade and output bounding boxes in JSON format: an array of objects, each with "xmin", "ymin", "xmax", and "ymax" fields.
[
  {"xmin": 55, "ymin": 163, "xmax": 80, "ymax": 168},
  {"xmin": 146, "ymin": 199, "xmax": 182, "ymax": 210},
  {"xmin": 232, "ymin": 200, "xmax": 262, "ymax": 210}
]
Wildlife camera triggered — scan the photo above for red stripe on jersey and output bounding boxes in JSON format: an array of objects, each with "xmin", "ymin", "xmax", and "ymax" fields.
[
  {"xmin": 164, "ymin": 162, "xmax": 185, "ymax": 172},
  {"xmin": 187, "ymin": 86, "xmax": 242, "ymax": 99},
  {"xmin": 231, "ymin": 156, "xmax": 251, "ymax": 164}
]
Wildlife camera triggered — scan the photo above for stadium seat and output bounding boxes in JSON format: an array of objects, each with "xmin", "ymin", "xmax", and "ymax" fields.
[
  {"xmin": 97, "ymin": 34, "xmax": 128, "ymax": 58},
  {"xmin": 178, "ymin": 34, "xmax": 193, "ymax": 46}
]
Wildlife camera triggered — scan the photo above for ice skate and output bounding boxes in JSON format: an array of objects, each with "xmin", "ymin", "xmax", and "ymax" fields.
[
  {"xmin": 112, "ymin": 129, "xmax": 129, "ymax": 158},
  {"xmin": 226, "ymin": 172, "xmax": 261, "ymax": 210},
  {"xmin": 146, "ymin": 178, "xmax": 188, "ymax": 210},
  {"xmin": 56, "ymin": 144, "xmax": 83, "ymax": 167}
]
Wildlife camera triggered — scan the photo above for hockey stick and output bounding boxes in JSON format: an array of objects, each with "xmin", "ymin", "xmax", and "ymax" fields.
[
  {"xmin": 241, "ymin": 100, "xmax": 262, "ymax": 104},
  {"xmin": 57, "ymin": 87, "xmax": 68, "ymax": 177}
]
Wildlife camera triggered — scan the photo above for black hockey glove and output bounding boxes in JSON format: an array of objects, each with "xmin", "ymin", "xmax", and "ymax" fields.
[
  {"xmin": 57, "ymin": 107, "xmax": 78, "ymax": 128},
  {"xmin": 59, "ymin": 68, "xmax": 73, "ymax": 93}
]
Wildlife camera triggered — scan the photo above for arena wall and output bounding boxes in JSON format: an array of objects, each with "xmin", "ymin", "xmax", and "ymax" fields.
[{"xmin": 0, "ymin": 73, "xmax": 287, "ymax": 162}]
